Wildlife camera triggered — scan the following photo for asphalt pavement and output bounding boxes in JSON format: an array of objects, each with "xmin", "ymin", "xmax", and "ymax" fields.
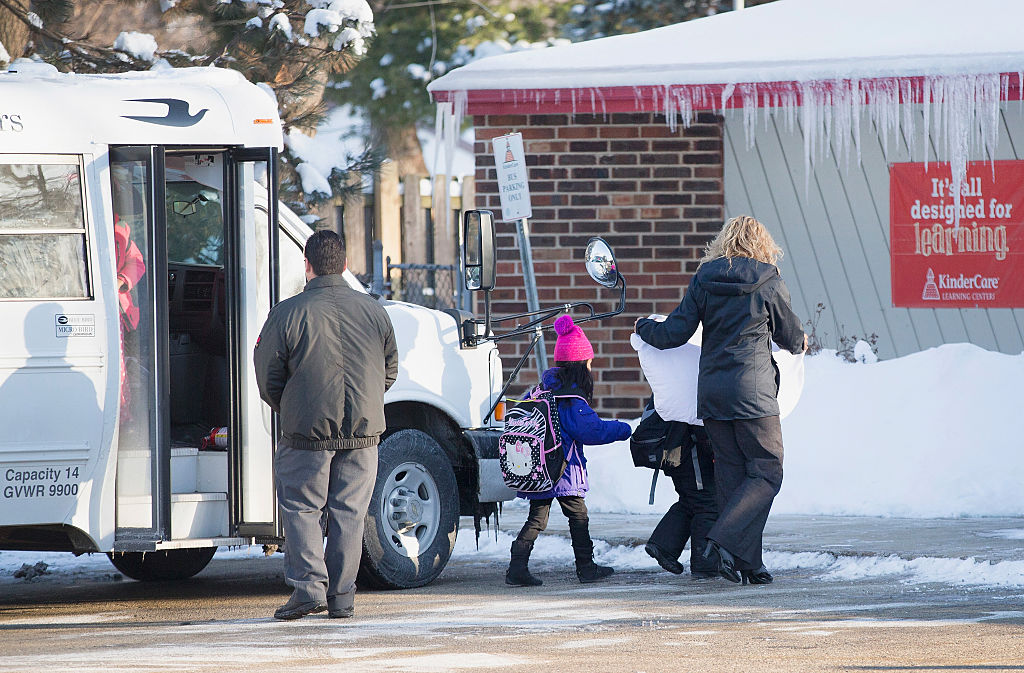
[{"xmin": 2, "ymin": 513, "xmax": 1023, "ymax": 672}]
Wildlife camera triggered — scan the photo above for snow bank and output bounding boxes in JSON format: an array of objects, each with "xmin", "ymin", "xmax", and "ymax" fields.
[
  {"xmin": 455, "ymin": 530, "xmax": 1024, "ymax": 588},
  {"xmin": 584, "ymin": 343, "xmax": 1024, "ymax": 518}
]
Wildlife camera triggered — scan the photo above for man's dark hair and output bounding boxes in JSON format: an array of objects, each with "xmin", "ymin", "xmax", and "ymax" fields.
[{"xmin": 304, "ymin": 230, "xmax": 346, "ymax": 276}]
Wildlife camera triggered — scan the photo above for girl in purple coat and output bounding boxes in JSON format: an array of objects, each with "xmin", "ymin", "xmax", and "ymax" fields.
[{"xmin": 505, "ymin": 315, "xmax": 632, "ymax": 587}]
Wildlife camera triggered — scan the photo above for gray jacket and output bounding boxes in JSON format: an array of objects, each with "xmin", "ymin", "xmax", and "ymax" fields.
[
  {"xmin": 254, "ymin": 274, "xmax": 398, "ymax": 450},
  {"xmin": 636, "ymin": 257, "xmax": 804, "ymax": 421}
]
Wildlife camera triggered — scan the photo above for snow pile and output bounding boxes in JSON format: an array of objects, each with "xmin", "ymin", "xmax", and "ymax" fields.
[
  {"xmin": 284, "ymin": 104, "xmax": 369, "ymax": 196},
  {"xmin": 113, "ymin": 32, "xmax": 159, "ymax": 62},
  {"xmin": 584, "ymin": 343, "xmax": 1024, "ymax": 518}
]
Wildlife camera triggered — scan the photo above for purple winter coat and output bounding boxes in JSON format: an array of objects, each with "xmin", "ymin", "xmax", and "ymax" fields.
[{"xmin": 519, "ymin": 368, "xmax": 632, "ymax": 500}]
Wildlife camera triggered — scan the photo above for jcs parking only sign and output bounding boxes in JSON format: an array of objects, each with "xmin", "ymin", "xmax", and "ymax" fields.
[{"xmin": 491, "ymin": 133, "xmax": 532, "ymax": 222}]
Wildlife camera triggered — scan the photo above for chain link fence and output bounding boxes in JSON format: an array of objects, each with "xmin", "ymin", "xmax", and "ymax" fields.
[{"xmin": 386, "ymin": 262, "xmax": 465, "ymax": 311}]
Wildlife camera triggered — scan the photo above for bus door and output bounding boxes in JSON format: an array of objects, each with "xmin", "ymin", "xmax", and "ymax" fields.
[
  {"xmin": 226, "ymin": 148, "xmax": 279, "ymax": 538},
  {"xmin": 109, "ymin": 146, "xmax": 171, "ymax": 541},
  {"xmin": 110, "ymin": 146, "xmax": 279, "ymax": 544}
]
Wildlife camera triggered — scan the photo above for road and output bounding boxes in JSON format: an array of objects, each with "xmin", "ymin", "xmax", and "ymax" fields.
[{"xmin": 1, "ymin": 514, "xmax": 1022, "ymax": 672}]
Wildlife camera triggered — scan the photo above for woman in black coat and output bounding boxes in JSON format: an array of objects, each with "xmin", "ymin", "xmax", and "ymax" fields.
[{"xmin": 634, "ymin": 215, "xmax": 805, "ymax": 584}]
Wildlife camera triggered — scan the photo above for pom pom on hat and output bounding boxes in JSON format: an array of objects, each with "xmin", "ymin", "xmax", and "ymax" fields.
[{"xmin": 552, "ymin": 314, "xmax": 594, "ymax": 362}]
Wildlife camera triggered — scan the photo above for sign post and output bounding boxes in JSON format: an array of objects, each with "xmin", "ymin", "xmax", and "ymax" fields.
[{"xmin": 492, "ymin": 132, "xmax": 547, "ymax": 375}]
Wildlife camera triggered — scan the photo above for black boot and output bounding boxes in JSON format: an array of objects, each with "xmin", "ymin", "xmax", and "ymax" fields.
[
  {"xmin": 506, "ymin": 539, "xmax": 543, "ymax": 586},
  {"xmin": 702, "ymin": 539, "xmax": 741, "ymax": 584},
  {"xmin": 570, "ymin": 520, "xmax": 614, "ymax": 584}
]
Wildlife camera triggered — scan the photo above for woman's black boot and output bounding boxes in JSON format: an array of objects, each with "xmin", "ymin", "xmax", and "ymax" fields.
[
  {"xmin": 506, "ymin": 539, "xmax": 543, "ymax": 586},
  {"xmin": 702, "ymin": 539, "xmax": 741, "ymax": 584},
  {"xmin": 741, "ymin": 565, "xmax": 774, "ymax": 585}
]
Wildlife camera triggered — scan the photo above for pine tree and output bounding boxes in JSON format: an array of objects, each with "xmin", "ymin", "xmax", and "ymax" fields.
[
  {"xmin": 0, "ymin": 0, "xmax": 379, "ymax": 217},
  {"xmin": 333, "ymin": 0, "xmax": 571, "ymax": 172}
]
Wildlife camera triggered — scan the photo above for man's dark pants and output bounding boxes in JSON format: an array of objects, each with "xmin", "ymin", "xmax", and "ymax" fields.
[
  {"xmin": 647, "ymin": 432, "xmax": 718, "ymax": 575},
  {"xmin": 275, "ymin": 442, "xmax": 378, "ymax": 610}
]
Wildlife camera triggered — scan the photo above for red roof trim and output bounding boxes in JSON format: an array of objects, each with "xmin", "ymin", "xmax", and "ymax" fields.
[{"xmin": 432, "ymin": 74, "xmax": 1024, "ymax": 116}]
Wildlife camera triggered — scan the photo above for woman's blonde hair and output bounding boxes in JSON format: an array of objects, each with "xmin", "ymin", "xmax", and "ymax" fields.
[{"xmin": 699, "ymin": 215, "xmax": 783, "ymax": 267}]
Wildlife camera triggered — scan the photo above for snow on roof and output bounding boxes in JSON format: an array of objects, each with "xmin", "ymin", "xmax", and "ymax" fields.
[
  {"xmin": 0, "ymin": 66, "xmax": 283, "ymax": 151},
  {"xmin": 429, "ymin": 0, "xmax": 1024, "ymax": 111},
  {"xmin": 428, "ymin": 0, "xmax": 1024, "ymax": 225}
]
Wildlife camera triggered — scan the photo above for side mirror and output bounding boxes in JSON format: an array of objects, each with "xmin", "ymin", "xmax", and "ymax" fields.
[
  {"xmin": 585, "ymin": 237, "xmax": 619, "ymax": 288},
  {"xmin": 463, "ymin": 209, "xmax": 496, "ymax": 291}
]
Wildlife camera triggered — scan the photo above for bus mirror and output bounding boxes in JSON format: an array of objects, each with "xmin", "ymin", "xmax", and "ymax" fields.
[
  {"xmin": 172, "ymin": 200, "xmax": 197, "ymax": 216},
  {"xmin": 463, "ymin": 209, "xmax": 496, "ymax": 292},
  {"xmin": 585, "ymin": 237, "xmax": 620, "ymax": 288}
]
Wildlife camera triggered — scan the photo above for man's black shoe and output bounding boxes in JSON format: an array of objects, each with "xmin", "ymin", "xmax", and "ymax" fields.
[
  {"xmin": 274, "ymin": 594, "xmax": 327, "ymax": 620},
  {"xmin": 645, "ymin": 542, "xmax": 684, "ymax": 575}
]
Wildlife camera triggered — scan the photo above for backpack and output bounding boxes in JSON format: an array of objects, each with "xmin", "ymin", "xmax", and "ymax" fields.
[
  {"xmin": 499, "ymin": 388, "xmax": 580, "ymax": 493},
  {"xmin": 629, "ymin": 397, "xmax": 696, "ymax": 504},
  {"xmin": 630, "ymin": 398, "xmax": 688, "ymax": 470}
]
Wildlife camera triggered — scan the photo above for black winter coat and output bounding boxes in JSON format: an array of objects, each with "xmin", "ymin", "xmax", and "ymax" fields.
[{"xmin": 635, "ymin": 256, "xmax": 804, "ymax": 421}]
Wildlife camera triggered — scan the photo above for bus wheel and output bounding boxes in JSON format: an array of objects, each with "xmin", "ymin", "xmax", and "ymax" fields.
[
  {"xmin": 359, "ymin": 429, "xmax": 459, "ymax": 589},
  {"xmin": 107, "ymin": 547, "xmax": 217, "ymax": 581}
]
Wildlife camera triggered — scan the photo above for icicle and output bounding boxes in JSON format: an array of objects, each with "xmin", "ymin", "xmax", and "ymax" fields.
[
  {"xmin": 664, "ymin": 85, "xmax": 676, "ymax": 133},
  {"xmin": 595, "ymin": 87, "xmax": 608, "ymax": 120},
  {"xmin": 430, "ymin": 100, "xmax": 448, "ymax": 237},
  {"xmin": 720, "ymin": 82, "xmax": 736, "ymax": 116},
  {"xmin": 901, "ymin": 78, "xmax": 915, "ymax": 160},
  {"xmin": 741, "ymin": 84, "xmax": 758, "ymax": 149},
  {"xmin": 432, "ymin": 100, "xmax": 445, "ymax": 178},
  {"xmin": 922, "ymin": 77, "xmax": 932, "ymax": 167},
  {"xmin": 851, "ymin": 79, "xmax": 862, "ymax": 167},
  {"xmin": 800, "ymin": 82, "xmax": 818, "ymax": 192}
]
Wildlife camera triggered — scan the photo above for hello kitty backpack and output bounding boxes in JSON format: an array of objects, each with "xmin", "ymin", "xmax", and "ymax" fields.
[{"xmin": 499, "ymin": 388, "xmax": 581, "ymax": 493}]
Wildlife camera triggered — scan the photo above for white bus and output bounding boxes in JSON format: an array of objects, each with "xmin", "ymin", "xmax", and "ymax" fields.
[{"xmin": 0, "ymin": 64, "xmax": 514, "ymax": 588}]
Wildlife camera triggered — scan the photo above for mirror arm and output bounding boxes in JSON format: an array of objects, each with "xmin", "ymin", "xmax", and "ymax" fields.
[
  {"xmin": 484, "ymin": 331, "xmax": 541, "ymax": 423},
  {"xmin": 574, "ymin": 273, "xmax": 627, "ymax": 325},
  {"xmin": 479, "ymin": 303, "xmax": 575, "ymax": 325}
]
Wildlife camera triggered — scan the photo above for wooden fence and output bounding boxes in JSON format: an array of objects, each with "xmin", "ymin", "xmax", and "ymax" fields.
[{"xmin": 310, "ymin": 163, "xmax": 475, "ymax": 282}]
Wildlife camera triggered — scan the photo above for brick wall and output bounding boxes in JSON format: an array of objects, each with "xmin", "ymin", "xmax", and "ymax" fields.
[{"xmin": 473, "ymin": 112, "xmax": 725, "ymax": 418}]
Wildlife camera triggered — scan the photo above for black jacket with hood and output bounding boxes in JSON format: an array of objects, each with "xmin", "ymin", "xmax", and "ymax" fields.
[
  {"xmin": 254, "ymin": 274, "xmax": 399, "ymax": 450},
  {"xmin": 636, "ymin": 256, "xmax": 804, "ymax": 421}
]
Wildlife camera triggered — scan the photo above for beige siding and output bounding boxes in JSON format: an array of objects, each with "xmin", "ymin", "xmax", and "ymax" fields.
[{"xmin": 724, "ymin": 103, "xmax": 1024, "ymax": 359}]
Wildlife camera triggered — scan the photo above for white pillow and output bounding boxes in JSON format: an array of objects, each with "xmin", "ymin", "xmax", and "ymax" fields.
[{"xmin": 631, "ymin": 316, "xmax": 804, "ymax": 422}]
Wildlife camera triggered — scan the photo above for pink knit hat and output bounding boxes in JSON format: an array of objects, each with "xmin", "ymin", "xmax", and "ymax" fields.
[{"xmin": 552, "ymin": 315, "xmax": 594, "ymax": 362}]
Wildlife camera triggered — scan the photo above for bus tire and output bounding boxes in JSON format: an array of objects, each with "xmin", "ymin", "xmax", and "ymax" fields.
[
  {"xmin": 358, "ymin": 429, "xmax": 459, "ymax": 589},
  {"xmin": 107, "ymin": 547, "xmax": 217, "ymax": 581}
]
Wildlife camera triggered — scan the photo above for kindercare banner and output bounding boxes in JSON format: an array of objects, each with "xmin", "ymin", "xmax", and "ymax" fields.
[{"xmin": 890, "ymin": 161, "xmax": 1024, "ymax": 308}]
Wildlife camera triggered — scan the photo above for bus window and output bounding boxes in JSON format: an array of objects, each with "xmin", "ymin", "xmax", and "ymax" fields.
[
  {"xmin": 280, "ymin": 229, "xmax": 307, "ymax": 300},
  {"xmin": 0, "ymin": 161, "xmax": 89, "ymax": 299},
  {"xmin": 256, "ymin": 204, "xmax": 306, "ymax": 300}
]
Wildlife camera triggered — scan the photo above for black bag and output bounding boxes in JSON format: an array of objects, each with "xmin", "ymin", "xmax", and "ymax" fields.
[
  {"xmin": 630, "ymin": 399, "xmax": 691, "ymax": 470},
  {"xmin": 630, "ymin": 398, "xmax": 696, "ymax": 504}
]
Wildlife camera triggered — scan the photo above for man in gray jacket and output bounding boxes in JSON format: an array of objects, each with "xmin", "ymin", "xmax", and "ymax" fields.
[{"xmin": 254, "ymin": 230, "xmax": 398, "ymax": 620}]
